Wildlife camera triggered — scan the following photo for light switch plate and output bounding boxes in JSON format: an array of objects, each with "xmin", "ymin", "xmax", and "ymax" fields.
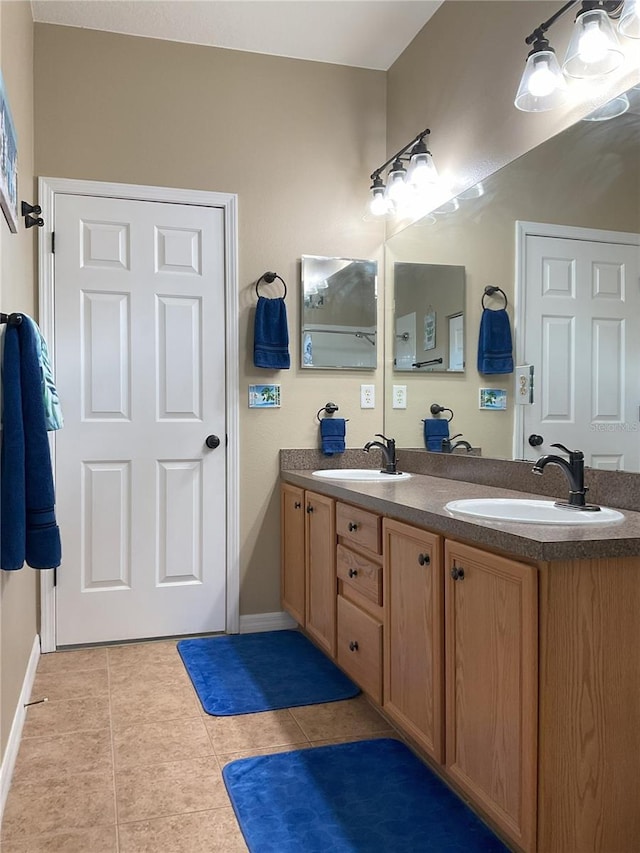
[
  {"xmin": 360, "ymin": 384, "xmax": 375, "ymax": 409},
  {"xmin": 393, "ymin": 385, "xmax": 407, "ymax": 409}
]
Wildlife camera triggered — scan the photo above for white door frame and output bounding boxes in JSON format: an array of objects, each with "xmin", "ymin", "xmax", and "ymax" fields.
[
  {"xmin": 513, "ymin": 220, "xmax": 640, "ymax": 460},
  {"xmin": 37, "ymin": 177, "xmax": 240, "ymax": 651}
]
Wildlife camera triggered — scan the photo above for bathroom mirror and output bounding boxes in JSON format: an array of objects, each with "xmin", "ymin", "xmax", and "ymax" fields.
[
  {"xmin": 301, "ymin": 255, "xmax": 377, "ymax": 370},
  {"xmin": 384, "ymin": 86, "xmax": 640, "ymax": 469},
  {"xmin": 393, "ymin": 262, "xmax": 465, "ymax": 372}
]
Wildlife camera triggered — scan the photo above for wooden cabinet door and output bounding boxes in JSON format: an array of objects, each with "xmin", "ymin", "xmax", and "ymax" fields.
[
  {"xmin": 445, "ymin": 540, "xmax": 537, "ymax": 853},
  {"xmin": 305, "ymin": 490, "xmax": 336, "ymax": 658},
  {"xmin": 280, "ymin": 483, "xmax": 305, "ymax": 625},
  {"xmin": 383, "ymin": 519, "xmax": 444, "ymax": 762}
]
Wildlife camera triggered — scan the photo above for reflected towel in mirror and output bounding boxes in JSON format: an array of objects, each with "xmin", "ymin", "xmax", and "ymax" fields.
[{"xmin": 423, "ymin": 418, "xmax": 449, "ymax": 452}]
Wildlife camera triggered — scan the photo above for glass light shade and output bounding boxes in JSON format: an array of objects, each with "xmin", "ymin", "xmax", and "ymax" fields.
[
  {"xmin": 408, "ymin": 151, "xmax": 438, "ymax": 187},
  {"xmin": 515, "ymin": 50, "xmax": 568, "ymax": 111},
  {"xmin": 619, "ymin": 0, "xmax": 640, "ymax": 38},
  {"xmin": 563, "ymin": 9, "xmax": 624, "ymax": 78},
  {"xmin": 386, "ymin": 167, "xmax": 409, "ymax": 204},
  {"xmin": 583, "ymin": 92, "xmax": 630, "ymax": 121},
  {"xmin": 369, "ymin": 186, "xmax": 388, "ymax": 217}
]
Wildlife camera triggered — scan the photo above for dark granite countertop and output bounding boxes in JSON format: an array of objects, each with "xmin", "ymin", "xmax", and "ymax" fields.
[{"xmin": 281, "ymin": 468, "xmax": 640, "ymax": 561}]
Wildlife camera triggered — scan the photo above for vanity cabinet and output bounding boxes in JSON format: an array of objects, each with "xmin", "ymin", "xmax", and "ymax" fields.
[
  {"xmin": 281, "ymin": 474, "xmax": 640, "ymax": 852},
  {"xmin": 304, "ymin": 490, "xmax": 336, "ymax": 657},
  {"xmin": 383, "ymin": 518, "xmax": 444, "ymax": 762},
  {"xmin": 280, "ymin": 483, "xmax": 306, "ymax": 625},
  {"xmin": 445, "ymin": 540, "xmax": 538, "ymax": 853},
  {"xmin": 280, "ymin": 486, "xmax": 336, "ymax": 655},
  {"xmin": 335, "ymin": 501, "xmax": 384, "ymax": 703}
]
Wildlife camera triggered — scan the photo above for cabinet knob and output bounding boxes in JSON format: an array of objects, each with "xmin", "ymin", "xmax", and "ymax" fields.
[
  {"xmin": 348, "ymin": 568, "xmax": 358, "ymax": 578},
  {"xmin": 450, "ymin": 566, "xmax": 465, "ymax": 581},
  {"xmin": 294, "ymin": 501, "xmax": 301, "ymax": 509},
  {"xmin": 418, "ymin": 553, "xmax": 431, "ymax": 566},
  {"xmin": 349, "ymin": 641, "xmax": 359, "ymax": 652},
  {"xmin": 348, "ymin": 522, "xmax": 359, "ymax": 532},
  {"xmin": 306, "ymin": 504, "xmax": 314, "ymax": 513}
]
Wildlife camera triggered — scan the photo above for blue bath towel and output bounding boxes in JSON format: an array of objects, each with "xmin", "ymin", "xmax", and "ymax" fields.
[
  {"xmin": 477, "ymin": 308, "xmax": 513, "ymax": 375},
  {"xmin": 254, "ymin": 297, "xmax": 290, "ymax": 369},
  {"xmin": 423, "ymin": 418, "xmax": 449, "ymax": 452},
  {"xmin": 320, "ymin": 418, "xmax": 346, "ymax": 456},
  {"xmin": 1, "ymin": 319, "xmax": 62, "ymax": 570}
]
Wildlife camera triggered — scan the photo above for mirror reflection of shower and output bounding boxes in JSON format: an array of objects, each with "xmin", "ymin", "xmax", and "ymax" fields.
[{"xmin": 301, "ymin": 255, "xmax": 378, "ymax": 370}]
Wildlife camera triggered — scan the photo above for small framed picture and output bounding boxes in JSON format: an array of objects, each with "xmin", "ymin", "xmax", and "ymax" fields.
[
  {"xmin": 249, "ymin": 384, "xmax": 281, "ymax": 408},
  {"xmin": 479, "ymin": 388, "xmax": 507, "ymax": 410}
]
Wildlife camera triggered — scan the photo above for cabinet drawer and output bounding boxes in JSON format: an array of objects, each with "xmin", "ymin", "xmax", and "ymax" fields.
[
  {"xmin": 336, "ymin": 502, "xmax": 381, "ymax": 555},
  {"xmin": 337, "ymin": 544, "xmax": 382, "ymax": 606},
  {"xmin": 337, "ymin": 595, "xmax": 382, "ymax": 703}
]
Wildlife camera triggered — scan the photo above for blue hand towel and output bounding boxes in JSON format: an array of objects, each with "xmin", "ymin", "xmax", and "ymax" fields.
[
  {"xmin": 254, "ymin": 296, "xmax": 290, "ymax": 369},
  {"xmin": 320, "ymin": 418, "xmax": 346, "ymax": 456},
  {"xmin": 1, "ymin": 319, "xmax": 62, "ymax": 570},
  {"xmin": 423, "ymin": 418, "xmax": 449, "ymax": 452},
  {"xmin": 477, "ymin": 308, "xmax": 513, "ymax": 375}
]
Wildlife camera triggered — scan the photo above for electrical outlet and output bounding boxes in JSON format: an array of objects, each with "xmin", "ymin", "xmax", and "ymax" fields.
[
  {"xmin": 393, "ymin": 385, "xmax": 407, "ymax": 409},
  {"xmin": 360, "ymin": 384, "xmax": 375, "ymax": 409}
]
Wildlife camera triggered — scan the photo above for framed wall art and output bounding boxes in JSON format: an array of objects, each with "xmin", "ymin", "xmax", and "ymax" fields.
[{"xmin": 0, "ymin": 71, "xmax": 18, "ymax": 233}]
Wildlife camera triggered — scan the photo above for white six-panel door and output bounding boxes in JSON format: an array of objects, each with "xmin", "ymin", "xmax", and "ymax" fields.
[
  {"xmin": 519, "ymin": 227, "xmax": 640, "ymax": 471},
  {"xmin": 54, "ymin": 194, "xmax": 227, "ymax": 645}
]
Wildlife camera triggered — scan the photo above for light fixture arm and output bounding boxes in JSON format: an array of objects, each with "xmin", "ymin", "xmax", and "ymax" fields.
[
  {"xmin": 525, "ymin": 0, "xmax": 579, "ymax": 46},
  {"xmin": 370, "ymin": 128, "xmax": 430, "ymax": 181},
  {"xmin": 524, "ymin": 0, "xmax": 623, "ymax": 46}
]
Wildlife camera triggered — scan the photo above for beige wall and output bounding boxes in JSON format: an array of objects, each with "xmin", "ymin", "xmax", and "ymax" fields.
[
  {"xmin": 0, "ymin": 0, "xmax": 38, "ymax": 756},
  {"xmin": 34, "ymin": 24, "xmax": 387, "ymax": 617}
]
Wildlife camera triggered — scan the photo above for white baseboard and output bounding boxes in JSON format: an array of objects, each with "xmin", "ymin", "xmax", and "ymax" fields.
[
  {"xmin": 239, "ymin": 611, "xmax": 297, "ymax": 634},
  {"xmin": 0, "ymin": 634, "xmax": 41, "ymax": 822}
]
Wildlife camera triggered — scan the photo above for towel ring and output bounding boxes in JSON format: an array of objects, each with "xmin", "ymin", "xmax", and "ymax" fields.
[
  {"xmin": 316, "ymin": 402, "xmax": 339, "ymax": 422},
  {"xmin": 430, "ymin": 403, "xmax": 454, "ymax": 422},
  {"xmin": 256, "ymin": 271, "xmax": 287, "ymax": 300},
  {"xmin": 482, "ymin": 285, "xmax": 508, "ymax": 310}
]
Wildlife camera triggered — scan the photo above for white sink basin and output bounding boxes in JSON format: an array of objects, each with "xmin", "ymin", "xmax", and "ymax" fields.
[
  {"xmin": 445, "ymin": 498, "xmax": 624, "ymax": 525},
  {"xmin": 312, "ymin": 469, "xmax": 411, "ymax": 482}
]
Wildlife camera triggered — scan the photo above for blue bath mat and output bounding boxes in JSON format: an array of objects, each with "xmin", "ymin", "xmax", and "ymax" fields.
[
  {"xmin": 223, "ymin": 738, "xmax": 509, "ymax": 853},
  {"xmin": 177, "ymin": 630, "xmax": 359, "ymax": 715}
]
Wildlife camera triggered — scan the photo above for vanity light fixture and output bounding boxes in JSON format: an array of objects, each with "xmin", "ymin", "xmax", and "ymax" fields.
[
  {"xmin": 368, "ymin": 128, "xmax": 438, "ymax": 218},
  {"xmin": 515, "ymin": 0, "xmax": 636, "ymax": 113}
]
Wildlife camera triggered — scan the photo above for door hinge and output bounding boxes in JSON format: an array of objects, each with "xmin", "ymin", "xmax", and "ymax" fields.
[{"xmin": 51, "ymin": 231, "xmax": 55, "ymax": 254}]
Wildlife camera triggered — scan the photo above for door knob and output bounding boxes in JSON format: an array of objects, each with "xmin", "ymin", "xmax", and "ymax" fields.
[
  {"xmin": 205, "ymin": 434, "xmax": 220, "ymax": 449},
  {"xmin": 528, "ymin": 434, "xmax": 544, "ymax": 447}
]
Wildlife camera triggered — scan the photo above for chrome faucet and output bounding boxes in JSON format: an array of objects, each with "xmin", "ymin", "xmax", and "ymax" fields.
[
  {"xmin": 363, "ymin": 434, "xmax": 399, "ymax": 475},
  {"xmin": 441, "ymin": 434, "xmax": 473, "ymax": 454},
  {"xmin": 532, "ymin": 443, "xmax": 599, "ymax": 511}
]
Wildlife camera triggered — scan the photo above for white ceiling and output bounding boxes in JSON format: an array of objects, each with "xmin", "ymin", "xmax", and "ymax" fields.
[{"xmin": 31, "ymin": 0, "xmax": 444, "ymax": 71}]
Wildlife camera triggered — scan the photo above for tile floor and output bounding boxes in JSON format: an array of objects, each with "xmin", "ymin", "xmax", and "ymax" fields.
[{"xmin": 0, "ymin": 638, "xmax": 395, "ymax": 852}]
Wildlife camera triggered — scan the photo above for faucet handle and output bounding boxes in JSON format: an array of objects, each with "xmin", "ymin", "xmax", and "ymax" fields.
[{"xmin": 551, "ymin": 443, "xmax": 584, "ymax": 460}]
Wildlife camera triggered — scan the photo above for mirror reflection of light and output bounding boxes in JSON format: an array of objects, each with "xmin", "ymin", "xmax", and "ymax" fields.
[{"xmin": 583, "ymin": 92, "xmax": 630, "ymax": 121}]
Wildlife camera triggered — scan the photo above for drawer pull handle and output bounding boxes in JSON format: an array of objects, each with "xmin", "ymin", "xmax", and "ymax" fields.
[
  {"xmin": 348, "ymin": 522, "xmax": 359, "ymax": 532},
  {"xmin": 306, "ymin": 504, "xmax": 314, "ymax": 513},
  {"xmin": 349, "ymin": 641, "xmax": 359, "ymax": 652},
  {"xmin": 418, "ymin": 553, "xmax": 430, "ymax": 566},
  {"xmin": 348, "ymin": 568, "xmax": 358, "ymax": 578},
  {"xmin": 450, "ymin": 566, "xmax": 465, "ymax": 581},
  {"xmin": 294, "ymin": 501, "xmax": 301, "ymax": 509}
]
